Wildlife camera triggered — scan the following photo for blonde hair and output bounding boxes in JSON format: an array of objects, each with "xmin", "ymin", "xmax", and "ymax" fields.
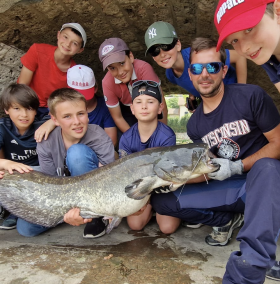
[{"xmin": 48, "ymin": 88, "xmax": 86, "ymax": 116}]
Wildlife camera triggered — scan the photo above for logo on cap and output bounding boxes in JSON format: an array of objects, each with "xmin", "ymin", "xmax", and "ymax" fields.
[
  {"xmin": 102, "ymin": 45, "xmax": 114, "ymax": 56},
  {"xmin": 148, "ymin": 28, "xmax": 157, "ymax": 39},
  {"xmin": 71, "ymin": 81, "xmax": 90, "ymax": 88},
  {"xmin": 216, "ymin": 0, "xmax": 245, "ymax": 24}
]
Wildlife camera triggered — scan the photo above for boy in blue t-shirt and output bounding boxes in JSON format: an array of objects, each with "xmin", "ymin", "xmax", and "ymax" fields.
[
  {"xmin": 0, "ymin": 84, "xmax": 48, "ymax": 229},
  {"xmin": 144, "ymin": 21, "xmax": 247, "ymax": 99},
  {"xmin": 118, "ymin": 80, "xmax": 178, "ymax": 233}
]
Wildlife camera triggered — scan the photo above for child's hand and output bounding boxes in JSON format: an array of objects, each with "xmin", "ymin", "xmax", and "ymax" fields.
[
  {"xmin": 0, "ymin": 171, "xmax": 5, "ymax": 179},
  {"xmin": 0, "ymin": 160, "xmax": 33, "ymax": 176},
  {"xmin": 35, "ymin": 119, "xmax": 56, "ymax": 142},
  {"xmin": 64, "ymin": 208, "xmax": 92, "ymax": 226}
]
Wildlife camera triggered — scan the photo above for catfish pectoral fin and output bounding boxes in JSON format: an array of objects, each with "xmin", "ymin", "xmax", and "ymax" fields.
[
  {"xmin": 106, "ymin": 217, "xmax": 122, "ymax": 234},
  {"xmin": 125, "ymin": 176, "xmax": 158, "ymax": 200}
]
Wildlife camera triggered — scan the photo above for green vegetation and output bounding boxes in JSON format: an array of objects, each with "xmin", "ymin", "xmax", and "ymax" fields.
[
  {"xmin": 166, "ymin": 97, "xmax": 179, "ymax": 109},
  {"xmin": 167, "ymin": 113, "xmax": 192, "ymax": 133}
]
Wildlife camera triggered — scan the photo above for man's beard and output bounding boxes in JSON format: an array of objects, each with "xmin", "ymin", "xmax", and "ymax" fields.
[{"xmin": 197, "ymin": 79, "xmax": 223, "ymax": 99}]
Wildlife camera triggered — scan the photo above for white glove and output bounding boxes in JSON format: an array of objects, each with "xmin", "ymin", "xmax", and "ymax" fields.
[
  {"xmin": 154, "ymin": 185, "xmax": 172, "ymax": 194},
  {"xmin": 208, "ymin": 158, "xmax": 244, "ymax": 181}
]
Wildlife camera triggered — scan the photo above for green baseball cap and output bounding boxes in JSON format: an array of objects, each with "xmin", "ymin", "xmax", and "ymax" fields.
[{"xmin": 145, "ymin": 21, "xmax": 178, "ymax": 55}]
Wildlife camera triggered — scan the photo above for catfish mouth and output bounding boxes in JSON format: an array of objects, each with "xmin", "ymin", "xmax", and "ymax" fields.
[
  {"xmin": 207, "ymin": 160, "xmax": 220, "ymax": 171},
  {"xmin": 206, "ymin": 150, "xmax": 219, "ymax": 171},
  {"xmin": 207, "ymin": 149, "xmax": 215, "ymax": 159}
]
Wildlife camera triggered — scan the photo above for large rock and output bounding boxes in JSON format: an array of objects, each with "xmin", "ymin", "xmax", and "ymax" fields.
[{"xmin": 0, "ymin": 0, "xmax": 279, "ymax": 109}]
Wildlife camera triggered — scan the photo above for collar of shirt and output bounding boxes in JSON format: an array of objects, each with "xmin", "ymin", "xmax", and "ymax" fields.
[
  {"xmin": 114, "ymin": 68, "xmax": 137, "ymax": 96},
  {"xmin": 11, "ymin": 120, "xmax": 34, "ymax": 138}
]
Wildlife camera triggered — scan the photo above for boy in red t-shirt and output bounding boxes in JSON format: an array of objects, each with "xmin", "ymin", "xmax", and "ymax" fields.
[{"xmin": 18, "ymin": 23, "xmax": 86, "ymax": 140}]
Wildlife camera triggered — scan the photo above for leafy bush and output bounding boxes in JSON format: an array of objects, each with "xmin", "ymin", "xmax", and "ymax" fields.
[
  {"xmin": 167, "ymin": 113, "xmax": 192, "ymax": 133},
  {"xmin": 166, "ymin": 97, "xmax": 179, "ymax": 109}
]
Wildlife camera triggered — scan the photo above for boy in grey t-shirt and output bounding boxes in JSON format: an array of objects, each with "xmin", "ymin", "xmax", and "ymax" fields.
[{"xmin": 17, "ymin": 88, "xmax": 115, "ymax": 239}]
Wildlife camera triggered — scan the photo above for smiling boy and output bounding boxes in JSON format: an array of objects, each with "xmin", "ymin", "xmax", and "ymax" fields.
[
  {"xmin": 18, "ymin": 23, "xmax": 86, "ymax": 118},
  {"xmin": 214, "ymin": 0, "xmax": 280, "ymax": 91},
  {"xmin": 98, "ymin": 38, "xmax": 168, "ymax": 140},
  {"xmin": 0, "ymin": 84, "xmax": 46, "ymax": 230},
  {"xmin": 118, "ymin": 80, "xmax": 177, "ymax": 232},
  {"xmin": 18, "ymin": 88, "xmax": 115, "ymax": 239},
  {"xmin": 214, "ymin": 1, "xmax": 280, "ymax": 281},
  {"xmin": 144, "ymin": 22, "xmax": 247, "ymax": 98}
]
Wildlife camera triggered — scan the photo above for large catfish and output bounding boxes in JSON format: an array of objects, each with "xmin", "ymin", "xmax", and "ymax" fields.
[{"xmin": 0, "ymin": 143, "xmax": 218, "ymax": 233}]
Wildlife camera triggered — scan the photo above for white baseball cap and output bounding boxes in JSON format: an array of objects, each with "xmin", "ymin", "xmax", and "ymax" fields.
[
  {"xmin": 60, "ymin": 23, "xmax": 87, "ymax": 48},
  {"xmin": 67, "ymin": 65, "xmax": 95, "ymax": 100}
]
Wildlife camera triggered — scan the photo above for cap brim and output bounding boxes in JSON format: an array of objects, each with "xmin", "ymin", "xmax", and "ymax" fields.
[
  {"xmin": 102, "ymin": 52, "xmax": 126, "ymax": 70},
  {"xmin": 73, "ymin": 87, "xmax": 95, "ymax": 100},
  {"xmin": 145, "ymin": 37, "xmax": 174, "ymax": 56},
  {"xmin": 216, "ymin": 5, "xmax": 266, "ymax": 51}
]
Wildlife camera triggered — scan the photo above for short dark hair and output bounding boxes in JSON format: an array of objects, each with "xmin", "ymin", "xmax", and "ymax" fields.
[
  {"xmin": 265, "ymin": 3, "xmax": 274, "ymax": 18},
  {"xmin": 189, "ymin": 37, "xmax": 226, "ymax": 64},
  {"xmin": 0, "ymin": 84, "xmax": 39, "ymax": 111},
  {"xmin": 125, "ymin": 50, "xmax": 131, "ymax": 56},
  {"xmin": 48, "ymin": 88, "xmax": 86, "ymax": 116}
]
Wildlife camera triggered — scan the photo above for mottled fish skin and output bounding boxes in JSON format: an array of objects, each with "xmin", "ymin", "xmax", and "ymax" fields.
[{"xmin": 0, "ymin": 143, "xmax": 218, "ymax": 232}]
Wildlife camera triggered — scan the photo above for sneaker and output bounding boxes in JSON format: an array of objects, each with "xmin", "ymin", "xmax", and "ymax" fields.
[
  {"xmin": 0, "ymin": 214, "xmax": 17, "ymax": 230},
  {"xmin": 266, "ymin": 260, "xmax": 280, "ymax": 281},
  {"xmin": 83, "ymin": 217, "xmax": 108, "ymax": 239},
  {"xmin": 181, "ymin": 221, "xmax": 204, "ymax": 229},
  {"xmin": 205, "ymin": 213, "xmax": 244, "ymax": 246}
]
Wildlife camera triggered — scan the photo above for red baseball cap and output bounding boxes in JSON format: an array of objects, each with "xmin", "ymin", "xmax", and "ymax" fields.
[{"xmin": 214, "ymin": 0, "xmax": 274, "ymax": 51}]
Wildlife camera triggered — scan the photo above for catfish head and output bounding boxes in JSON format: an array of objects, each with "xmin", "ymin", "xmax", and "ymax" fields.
[{"xmin": 153, "ymin": 143, "xmax": 219, "ymax": 184}]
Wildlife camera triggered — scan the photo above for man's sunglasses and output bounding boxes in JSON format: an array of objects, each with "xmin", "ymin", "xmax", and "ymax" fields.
[
  {"xmin": 189, "ymin": 62, "xmax": 224, "ymax": 75},
  {"xmin": 148, "ymin": 39, "xmax": 178, "ymax": 57}
]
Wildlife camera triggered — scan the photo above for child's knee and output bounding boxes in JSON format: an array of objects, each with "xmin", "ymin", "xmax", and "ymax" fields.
[
  {"xmin": 128, "ymin": 222, "xmax": 145, "ymax": 231},
  {"xmin": 157, "ymin": 215, "xmax": 180, "ymax": 234},
  {"xmin": 158, "ymin": 224, "xmax": 177, "ymax": 235}
]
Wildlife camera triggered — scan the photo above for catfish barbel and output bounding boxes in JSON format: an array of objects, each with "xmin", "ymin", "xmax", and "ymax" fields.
[{"xmin": 0, "ymin": 143, "xmax": 218, "ymax": 233}]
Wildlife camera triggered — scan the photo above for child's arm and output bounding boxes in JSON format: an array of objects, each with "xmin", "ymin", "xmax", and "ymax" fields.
[
  {"xmin": 0, "ymin": 149, "xmax": 32, "ymax": 176},
  {"xmin": 0, "ymin": 159, "xmax": 33, "ymax": 174},
  {"xmin": 18, "ymin": 66, "xmax": 34, "ymax": 85},
  {"xmin": 34, "ymin": 119, "xmax": 56, "ymax": 142},
  {"xmin": 274, "ymin": 82, "xmax": 280, "ymax": 93},
  {"xmin": 104, "ymin": 127, "xmax": 117, "ymax": 147},
  {"xmin": 108, "ymin": 106, "xmax": 130, "ymax": 133},
  {"xmin": 229, "ymin": 50, "xmax": 247, "ymax": 84}
]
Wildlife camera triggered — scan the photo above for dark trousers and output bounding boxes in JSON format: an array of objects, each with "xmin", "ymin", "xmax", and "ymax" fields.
[{"xmin": 151, "ymin": 158, "xmax": 280, "ymax": 284}]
